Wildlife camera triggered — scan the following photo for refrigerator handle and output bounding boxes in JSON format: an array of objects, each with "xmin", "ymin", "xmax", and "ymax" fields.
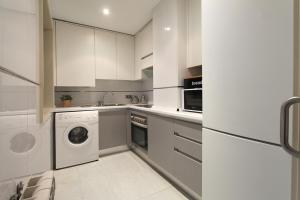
[{"xmin": 280, "ymin": 97, "xmax": 300, "ymax": 158}]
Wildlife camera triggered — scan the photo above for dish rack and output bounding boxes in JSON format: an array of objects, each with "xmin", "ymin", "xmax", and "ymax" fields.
[{"xmin": 10, "ymin": 171, "xmax": 55, "ymax": 200}]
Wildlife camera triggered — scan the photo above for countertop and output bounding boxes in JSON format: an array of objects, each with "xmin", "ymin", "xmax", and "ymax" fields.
[{"xmin": 53, "ymin": 105, "xmax": 202, "ymax": 124}]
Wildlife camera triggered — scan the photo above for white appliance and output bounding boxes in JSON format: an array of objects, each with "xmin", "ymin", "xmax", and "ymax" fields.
[
  {"xmin": 202, "ymin": 0, "xmax": 299, "ymax": 199},
  {"xmin": 55, "ymin": 111, "xmax": 99, "ymax": 169}
]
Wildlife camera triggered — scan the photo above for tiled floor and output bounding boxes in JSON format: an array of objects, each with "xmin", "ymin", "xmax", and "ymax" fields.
[{"xmin": 54, "ymin": 151, "xmax": 188, "ymax": 200}]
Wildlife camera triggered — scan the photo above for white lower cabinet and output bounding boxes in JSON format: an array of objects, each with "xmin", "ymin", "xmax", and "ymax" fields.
[
  {"xmin": 202, "ymin": 128, "xmax": 292, "ymax": 200},
  {"xmin": 148, "ymin": 115, "xmax": 202, "ymax": 197}
]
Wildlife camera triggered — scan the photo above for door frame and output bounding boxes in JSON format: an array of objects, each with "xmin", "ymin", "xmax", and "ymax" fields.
[{"xmin": 293, "ymin": 1, "xmax": 300, "ymax": 199}]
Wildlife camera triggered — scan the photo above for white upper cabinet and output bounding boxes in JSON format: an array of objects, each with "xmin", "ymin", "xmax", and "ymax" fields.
[
  {"xmin": 55, "ymin": 21, "xmax": 95, "ymax": 87},
  {"xmin": 54, "ymin": 21, "xmax": 135, "ymax": 83},
  {"xmin": 135, "ymin": 21, "xmax": 153, "ymax": 80},
  {"xmin": 0, "ymin": 0, "xmax": 38, "ymax": 83},
  {"xmin": 153, "ymin": 0, "xmax": 187, "ymax": 88},
  {"xmin": 135, "ymin": 32, "xmax": 143, "ymax": 80},
  {"xmin": 187, "ymin": 0, "xmax": 201, "ymax": 68},
  {"xmin": 95, "ymin": 29, "xmax": 117, "ymax": 80},
  {"xmin": 116, "ymin": 33, "xmax": 134, "ymax": 80},
  {"xmin": 140, "ymin": 21, "xmax": 153, "ymax": 58}
]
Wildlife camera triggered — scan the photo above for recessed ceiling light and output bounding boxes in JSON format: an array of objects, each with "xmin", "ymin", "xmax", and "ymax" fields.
[
  {"xmin": 102, "ymin": 8, "xmax": 110, "ymax": 16},
  {"xmin": 164, "ymin": 27, "xmax": 171, "ymax": 31}
]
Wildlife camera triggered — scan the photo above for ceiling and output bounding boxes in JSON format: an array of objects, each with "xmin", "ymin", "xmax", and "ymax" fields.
[{"xmin": 50, "ymin": 0, "xmax": 160, "ymax": 35}]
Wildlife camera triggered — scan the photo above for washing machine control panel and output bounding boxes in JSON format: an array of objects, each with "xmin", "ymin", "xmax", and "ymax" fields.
[{"xmin": 56, "ymin": 111, "xmax": 98, "ymax": 123}]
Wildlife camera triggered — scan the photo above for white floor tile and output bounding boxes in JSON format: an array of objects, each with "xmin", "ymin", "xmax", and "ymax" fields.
[
  {"xmin": 54, "ymin": 167, "xmax": 80, "ymax": 184},
  {"xmin": 139, "ymin": 187, "xmax": 189, "ymax": 200},
  {"xmin": 54, "ymin": 151, "xmax": 187, "ymax": 200},
  {"xmin": 55, "ymin": 181, "xmax": 83, "ymax": 200}
]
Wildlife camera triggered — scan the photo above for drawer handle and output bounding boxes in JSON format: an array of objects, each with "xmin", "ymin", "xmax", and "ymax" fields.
[
  {"xmin": 174, "ymin": 147, "xmax": 202, "ymax": 164},
  {"xmin": 174, "ymin": 132, "xmax": 202, "ymax": 145}
]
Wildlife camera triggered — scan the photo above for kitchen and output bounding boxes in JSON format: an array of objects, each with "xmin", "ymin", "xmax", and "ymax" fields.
[{"xmin": 0, "ymin": 0, "xmax": 299, "ymax": 200}]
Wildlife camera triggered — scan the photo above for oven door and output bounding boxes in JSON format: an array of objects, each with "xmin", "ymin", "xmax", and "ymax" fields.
[
  {"xmin": 183, "ymin": 88, "xmax": 202, "ymax": 112},
  {"xmin": 131, "ymin": 121, "xmax": 148, "ymax": 150}
]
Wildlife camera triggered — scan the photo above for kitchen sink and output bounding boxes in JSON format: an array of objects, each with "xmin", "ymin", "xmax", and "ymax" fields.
[
  {"xmin": 100, "ymin": 104, "xmax": 126, "ymax": 107},
  {"xmin": 135, "ymin": 105, "xmax": 153, "ymax": 108},
  {"xmin": 80, "ymin": 104, "xmax": 126, "ymax": 107}
]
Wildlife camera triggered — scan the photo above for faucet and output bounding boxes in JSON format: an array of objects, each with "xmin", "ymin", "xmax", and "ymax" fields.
[
  {"xmin": 125, "ymin": 95, "xmax": 139, "ymax": 104},
  {"xmin": 132, "ymin": 95, "xmax": 139, "ymax": 104},
  {"xmin": 98, "ymin": 92, "xmax": 113, "ymax": 106}
]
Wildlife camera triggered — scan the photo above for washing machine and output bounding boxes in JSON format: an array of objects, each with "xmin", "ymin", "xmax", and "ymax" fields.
[{"xmin": 54, "ymin": 110, "xmax": 99, "ymax": 169}]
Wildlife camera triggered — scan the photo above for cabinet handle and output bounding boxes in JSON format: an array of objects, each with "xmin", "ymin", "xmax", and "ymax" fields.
[
  {"xmin": 141, "ymin": 53, "xmax": 153, "ymax": 60},
  {"xmin": 280, "ymin": 97, "xmax": 300, "ymax": 158},
  {"xmin": 174, "ymin": 132, "xmax": 202, "ymax": 145},
  {"xmin": 174, "ymin": 147, "xmax": 202, "ymax": 164}
]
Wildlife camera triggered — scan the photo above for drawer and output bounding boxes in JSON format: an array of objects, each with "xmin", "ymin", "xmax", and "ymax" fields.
[
  {"xmin": 173, "ymin": 148, "xmax": 202, "ymax": 195},
  {"xmin": 174, "ymin": 120, "xmax": 202, "ymax": 143},
  {"xmin": 173, "ymin": 134, "xmax": 202, "ymax": 161}
]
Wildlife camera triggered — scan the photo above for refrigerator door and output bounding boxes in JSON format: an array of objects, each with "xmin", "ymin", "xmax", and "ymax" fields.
[
  {"xmin": 203, "ymin": 128, "xmax": 292, "ymax": 200},
  {"xmin": 202, "ymin": 0, "xmax": 294, "ymax": 144}
]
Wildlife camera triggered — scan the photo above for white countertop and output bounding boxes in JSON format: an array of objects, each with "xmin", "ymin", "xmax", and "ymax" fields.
[
  {"xmin": 53, "ymin": 105, "xmax": 202, "ymax": 124},
  {"xmin": 54, "ymin": 105, "xmax": 128, "ymax": 113},
  {"xmin": 128, "ymin": 106, "xmax": 202, "ymax": 124}
]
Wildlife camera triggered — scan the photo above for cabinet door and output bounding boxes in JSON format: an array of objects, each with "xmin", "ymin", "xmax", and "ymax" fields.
[
  {"xmin": 134, "ymin": 22, "xmax": 153, "ymax": 80},
  {"xmin": 99, "ymin": 111, "xmax": 127, "ymax": 150},
  {"xmin": 134, "ymin": 33, "xmax": 143, "ymax": 80},
  {"xmin": 148, "ymin": 115, "xmax": 174, "ymax": 174},
  {"xmin": 141, "ymin": 22, "xmax": 153, "ymax": 70},
  {"xmin": 55, "ymin": 21, "xmax": 95, "ymax": 87},
  {"xmin": 187, "ymin": 0, "xmax": 202, "ymax": 68},
  {"xmin": 142, "ymin": 21, "xmax": 153, "ymax": 57},
  {"xmin": 173, "ymin": 120, "xmax": 202, "ymax": 195},
  {"xmin": 95, "ymin": 30, "xmax": 117, "ymax": 80},
  {"xmin": 0, "ymin": 0, "xmax": 38, "ymax": 83},
  {"xmin": 153, "ymin": 0, "xmax": 180, "ymax": 88},
  {"xmin": 203, "ymin": 128, "xmax": 291, "ymax": 200},
  {"xmin": 117, "ymin": 34, "xmax": 134, "ymax": 80}
]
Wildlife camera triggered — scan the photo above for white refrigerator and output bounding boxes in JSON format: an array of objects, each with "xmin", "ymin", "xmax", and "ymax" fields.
[{"xmin": 202, "ymin": 0, "xmax": 299, "ymax": 199}]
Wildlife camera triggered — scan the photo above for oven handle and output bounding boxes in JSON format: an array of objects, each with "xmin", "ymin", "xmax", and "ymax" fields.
[
  {"xmin": 183, "ymin": 88, "xmax": 202, "ymax": 91},
  {"xmin": 131, "ymin": 121, "xmax": 148, "ymax": 129}
]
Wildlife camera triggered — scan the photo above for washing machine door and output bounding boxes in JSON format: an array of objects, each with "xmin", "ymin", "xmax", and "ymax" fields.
[{"xmin": 64, "ymin": 123, "xmax": 92, "ymax": 147}]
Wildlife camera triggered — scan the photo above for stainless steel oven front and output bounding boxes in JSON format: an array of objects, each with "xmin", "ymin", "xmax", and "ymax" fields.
[{"xmin": 131, "ymin": 114, "xmax": 148, "ymax": 151}]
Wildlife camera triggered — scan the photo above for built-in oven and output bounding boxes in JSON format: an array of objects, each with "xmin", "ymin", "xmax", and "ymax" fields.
[
  {"xmin": 182, "ymin": 77, "xmax": 202, "ymax": 113},
  {"xmin": 131, "ymin": 114, "xmax": 148, "ymax": 151}
]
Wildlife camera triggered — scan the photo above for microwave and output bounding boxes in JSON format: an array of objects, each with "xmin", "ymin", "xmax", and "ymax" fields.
[{"xmin": 182, "ymin": 77, "xmax": 202, "ymax": 113}]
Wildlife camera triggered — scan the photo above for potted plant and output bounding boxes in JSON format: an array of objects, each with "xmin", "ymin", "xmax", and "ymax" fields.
[{"xmin": 60, "ymin": 95, "xmax": 73, "ymax": 107}]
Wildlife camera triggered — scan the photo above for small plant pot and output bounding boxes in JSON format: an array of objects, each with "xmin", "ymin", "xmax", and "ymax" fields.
[{"xmin": 62, "ymin": 100, "xmax": 72, "ymax": 107}]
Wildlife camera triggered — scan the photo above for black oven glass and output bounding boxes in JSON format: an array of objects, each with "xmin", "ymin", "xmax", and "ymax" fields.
[
  {"xmin": 184, "ymin": 90, "xmax": 202, "ymax": 111},
  {"xmin": 131, "ymin": 124, "xmax": 148, "ymax": 150}
]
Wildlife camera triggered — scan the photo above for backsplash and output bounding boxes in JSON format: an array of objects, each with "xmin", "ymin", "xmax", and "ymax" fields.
[{"xmin": 55, "ymin": 77, "xmax": 153, "ymax": 107}]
